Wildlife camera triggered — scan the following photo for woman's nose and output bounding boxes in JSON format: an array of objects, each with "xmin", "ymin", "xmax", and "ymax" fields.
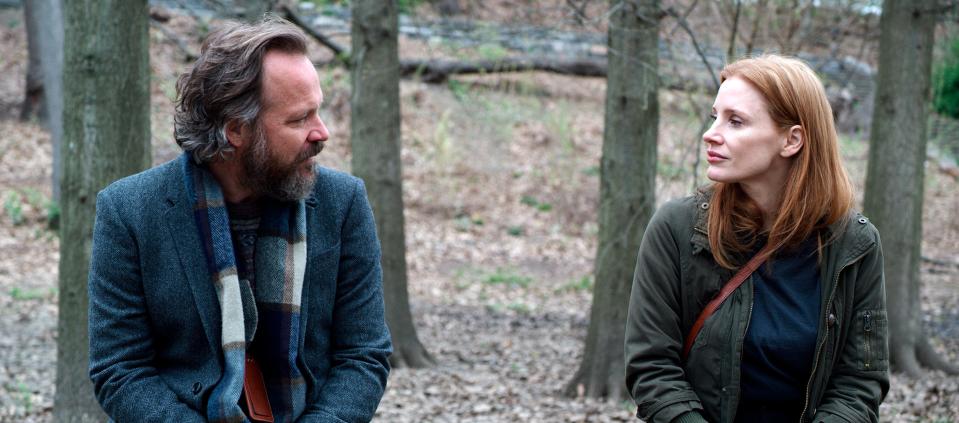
[{"xmin": 702, "ymin": 127, "xmax": 720, "ymax": 145}]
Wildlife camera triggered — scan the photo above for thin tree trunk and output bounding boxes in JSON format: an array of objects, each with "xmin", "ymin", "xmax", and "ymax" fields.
[
  {"xmin": 745, "ymin": 0, "xmax": 766, "ymax": 56},
  {"xmin": 863, "ymin": 0, "xmax": 958, "ymax": 378},
  {"xmin": 564, "ymin": 0, "xmax": 659, "ymax": 400},
  {"xmin": 351, "ymin": 0, "xmax": 433, "ymax": 368},
  {"xmin": 20, "ymin": 0, "xmax": 44, "ymax": 122},
  {"xmin": 55, "ymin": 1, "xmax": 151, "ymax": 421},
  {"xmin": 726, "ymin": 0, "xmax": 741, "ymax": 61},
  {"xmin": 28, "ymin": 0, "xmax": 64, "ymax": 200}
]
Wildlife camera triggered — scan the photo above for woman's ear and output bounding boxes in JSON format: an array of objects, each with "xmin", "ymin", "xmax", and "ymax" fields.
[{"xmin": 781, "ymin": 125, "xmax": 804, "ymax": 158}]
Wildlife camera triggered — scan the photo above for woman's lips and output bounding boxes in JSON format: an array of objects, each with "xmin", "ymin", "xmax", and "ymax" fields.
[{"xmin": 706, "ymin": 150, "xmax": 727, "ymax": 164}]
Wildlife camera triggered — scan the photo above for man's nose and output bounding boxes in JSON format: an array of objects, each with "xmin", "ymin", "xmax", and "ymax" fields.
[{"xmin": 309, "ymin": 116, "xmax": 330, "ymax": 143}]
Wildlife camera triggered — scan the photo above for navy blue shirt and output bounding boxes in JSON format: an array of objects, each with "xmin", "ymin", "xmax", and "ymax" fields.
[{"xmin": 736, "ymin": 238, "xmax": 821, "ymax": 422}]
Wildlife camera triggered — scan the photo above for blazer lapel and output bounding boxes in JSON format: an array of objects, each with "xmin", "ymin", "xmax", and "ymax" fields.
[
  {"xmin": 164, "ymin": 155, "xmax": 221, "ymax": 356},
  {"xmin": 298, "ymin": 194, "xmax": 318, "ymax": 349}
]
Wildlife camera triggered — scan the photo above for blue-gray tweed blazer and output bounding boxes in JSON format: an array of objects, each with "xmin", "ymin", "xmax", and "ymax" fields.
[{"xmin": 88, "ymin": 154, "xmax": 392, "ymax": 422}]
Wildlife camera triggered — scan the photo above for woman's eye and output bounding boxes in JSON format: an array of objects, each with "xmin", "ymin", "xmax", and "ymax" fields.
[
  {"xmin": 729, "ymin": 118, "xmax": 743, "ymax": 127},
  {"xmin": 708, "ymin": 113, "xmax": 717, "ymax": 121}
]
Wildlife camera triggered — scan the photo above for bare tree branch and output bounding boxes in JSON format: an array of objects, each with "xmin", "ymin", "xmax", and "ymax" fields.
[
  {"xmin": 281, "ymin": 4, "xmax": 349, "ymax": 59},
  {"xmin": 664, "ymin": 6, "xmax": 720, "ymax": 92},
  {"xmin": 667, "ymin": 0, "xmax": 700, "ymax": 36}
]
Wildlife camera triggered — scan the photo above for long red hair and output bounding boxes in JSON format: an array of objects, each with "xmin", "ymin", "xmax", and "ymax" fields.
[{"xmin": 707, "ymin": 55, "xmax": 853, "ymax": 269}]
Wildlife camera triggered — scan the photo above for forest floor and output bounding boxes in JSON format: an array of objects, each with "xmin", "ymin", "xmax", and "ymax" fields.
[{"xmin": 1, "ymin": 4, "xmax": 958, "ymax": 422}]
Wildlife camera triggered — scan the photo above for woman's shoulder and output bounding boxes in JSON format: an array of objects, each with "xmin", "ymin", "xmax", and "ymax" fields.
[
  {"xmin": 651, "ymin": 194, "xmax": 703, "ymax": 230},
  {"xmin": 827, "ymin": 209, "xmax": 882, "ymax": 255}
]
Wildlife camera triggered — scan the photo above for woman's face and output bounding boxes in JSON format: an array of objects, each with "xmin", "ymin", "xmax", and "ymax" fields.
[{"xmin": 702, "ymin": 77, "xmax": 795, "ymax": 188}]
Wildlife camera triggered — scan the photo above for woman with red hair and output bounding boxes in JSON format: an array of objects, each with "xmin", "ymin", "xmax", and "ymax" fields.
[{"xmin": 625, "ymin": 55, "xmax": 888, "ymax": 422}]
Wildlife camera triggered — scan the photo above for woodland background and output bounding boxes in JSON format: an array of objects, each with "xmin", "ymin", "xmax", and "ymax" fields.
[{"xmin": 0, "ymin": 0, "xmax": 957, "ymax": 421}]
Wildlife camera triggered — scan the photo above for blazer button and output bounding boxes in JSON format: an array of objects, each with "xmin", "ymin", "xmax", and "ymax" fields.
[
  {"xmin": 192, "ymin": 382, "xmax": 203, "ymax": 395},
  {"xmin": 827, "ymin": 313, "xmax": 836, "ymax": 327}
]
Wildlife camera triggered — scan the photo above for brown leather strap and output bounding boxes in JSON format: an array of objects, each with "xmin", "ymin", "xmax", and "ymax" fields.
[
  {"xmin": 242, "ymin": 357, "xmax": 274, "ymax": 423},
  {"xmin": 682, "ymin": 246, "xmax": 773, "ymax": 361}
]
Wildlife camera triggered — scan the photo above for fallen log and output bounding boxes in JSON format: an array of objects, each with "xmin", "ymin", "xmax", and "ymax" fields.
[{"xmin": 399, "ymin": 56, "xmax": 606, "ymax": 83}]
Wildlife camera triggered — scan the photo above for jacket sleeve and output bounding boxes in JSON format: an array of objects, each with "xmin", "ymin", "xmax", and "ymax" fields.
[
  {"xmin": 625, "ymin": 202, "xmax": 705, "ymax": 422},
  {"xmin": 813, "ymin": 230, "xmax": 889, "ymax": 422},
  {"xmin": 298, "ymin": 179, "xmax": 392, "ymax": 423},
  {"xmin": 88, "ymin": 189, "xmax": 206, "ymax": 422}
]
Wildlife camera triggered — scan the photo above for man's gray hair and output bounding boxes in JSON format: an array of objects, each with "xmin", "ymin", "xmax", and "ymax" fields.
[{"xmin": 174, "ymin": 15, "xmax": 308, "ymax": 164}]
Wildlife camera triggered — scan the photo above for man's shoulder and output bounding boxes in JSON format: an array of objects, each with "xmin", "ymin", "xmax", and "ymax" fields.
[
  {"xmin": 311, "ymin": 165, "xmax": 364, "ymax": 205},
  {"xmin": 314, "ymin": 166, "xmax": 361, "ymax": 189},
  {"xmin": 99, "ymin": 157, "xmax": 182, "ymax": 206}
]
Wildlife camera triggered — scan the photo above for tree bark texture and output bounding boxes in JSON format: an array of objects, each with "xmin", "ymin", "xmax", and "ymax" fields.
[
  {"xmin": 56, "ymin": 1, "xmax": 151, "ymax": 421},
  {"xmin": 351, "ymin": 0, "xmax": 433, "ymax": 368},
  {"xmin": 565, "ymin": 0, "xmax": 659, "ymax": 400},
  {"xmin": 863, "ymin": 0, "xmax": 957, "ymax": 377},
  {"xmin": 20, "ymin": 0, "xmax": 45, "ymax": 122}
]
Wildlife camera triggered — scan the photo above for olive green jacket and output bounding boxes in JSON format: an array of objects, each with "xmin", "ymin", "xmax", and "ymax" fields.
[{"xmin": 625, "ymin": 193, "xmax": 889, "ymax": 423}]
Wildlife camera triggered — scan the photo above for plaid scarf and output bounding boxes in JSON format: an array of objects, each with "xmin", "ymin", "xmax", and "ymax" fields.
[{"xmin": 184, "ymin": 157, "xmax": 308, "ymax": 422}]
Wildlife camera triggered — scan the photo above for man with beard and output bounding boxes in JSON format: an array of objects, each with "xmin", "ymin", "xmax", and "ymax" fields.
[{"xmin": 87, "ymin": 16, "xmax": 391, "ymax": 423}]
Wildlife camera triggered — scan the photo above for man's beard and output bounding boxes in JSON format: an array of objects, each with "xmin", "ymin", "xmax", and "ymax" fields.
[{"xmin": 240, "ymin": 126, "xmax": 323, "ymax": 202}]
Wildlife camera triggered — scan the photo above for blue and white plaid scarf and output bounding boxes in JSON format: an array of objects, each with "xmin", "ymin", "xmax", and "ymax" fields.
[{"xmin": 184, "ymin": 157, "xmax": 307, "ymax": 422}]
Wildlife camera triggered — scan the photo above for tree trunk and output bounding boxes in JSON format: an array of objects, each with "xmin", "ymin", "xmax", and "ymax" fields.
[
  {"xmin": 564, "ymin": 0, "xmax": 659, "ymax": 400},
  {"xmin": 351, "ymin": 0, "xmax": 433, "ymax": 368},
  {"xmin": 863, "ymin": 0, "xmax": 958, "ymax": 378},
  {"xmin": 27, "ymin": 0, "xmax": 64, "ymax": 200},
  {"xmin": 55, "ymin": 1, "xmax": 151, "ymax": 421},
  {"xmin": 20, "ymin": 0, "xmax": 45, "ymax": 122}
]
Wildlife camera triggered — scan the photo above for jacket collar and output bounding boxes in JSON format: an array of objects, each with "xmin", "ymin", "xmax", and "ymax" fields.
[
  {"xmin": 687, "ymin": 187, "xmax": 876, "ymax": 264},
  {"xmin": 690, "ymin": 189, "xmax": 712, "ymax": 254}
]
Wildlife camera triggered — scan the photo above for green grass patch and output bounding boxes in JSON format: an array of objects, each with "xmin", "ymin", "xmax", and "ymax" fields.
[
  {"xmin": 483, "ymin": 268, "xmax": 533, "ymax": 288},
  {"xmin": 4, "ymin": 191, "xmax": 24, "ymax": 225},
  {"xmin": 557, "ymin": 275, "xmax": 593, "ymax": 293},
  {"xmin": 520, "ymin": 195, "xmax": 553, "ymax": 212},
  {"xmin": 10, "ymin": 287, "xmax": 53, "ymax": 301}
]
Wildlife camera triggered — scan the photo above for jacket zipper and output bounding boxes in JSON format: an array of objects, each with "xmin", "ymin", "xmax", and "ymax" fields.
[
  {"xmin": 863, "ymin": 311, "xmax": 873, "ymax": 369},
  {"xmin": 730, "ymin": 278, "xmax": 755, "ymax": 421},
  {"xmin": 797, "ymin": 250, "xmax": 870, "ymax": 422}
]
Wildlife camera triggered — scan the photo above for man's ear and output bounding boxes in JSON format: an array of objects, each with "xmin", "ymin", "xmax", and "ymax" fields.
[
  {"xmin": 225, "ymin": 119, "xmax": 250, "ymax": 149},
  {"xmin": 781, "ymin": 125, "xmax": 804, "ymax": 158}
]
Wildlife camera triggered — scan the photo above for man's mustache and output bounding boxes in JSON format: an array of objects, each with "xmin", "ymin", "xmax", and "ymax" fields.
[{"xmin": 297, "ymin": 143, "xmax": 324, "ymax": 163}]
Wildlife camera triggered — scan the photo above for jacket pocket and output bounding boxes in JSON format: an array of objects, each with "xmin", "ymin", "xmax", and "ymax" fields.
[{"xmin": 855, "ymin": 309, "xmax": 888, "ymax": 371}]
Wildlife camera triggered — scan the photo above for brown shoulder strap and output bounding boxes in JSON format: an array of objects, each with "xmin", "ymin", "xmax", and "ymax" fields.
[{"xmin": 682, "ymin": 245, "xmax": 773, "ymax": 361}]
